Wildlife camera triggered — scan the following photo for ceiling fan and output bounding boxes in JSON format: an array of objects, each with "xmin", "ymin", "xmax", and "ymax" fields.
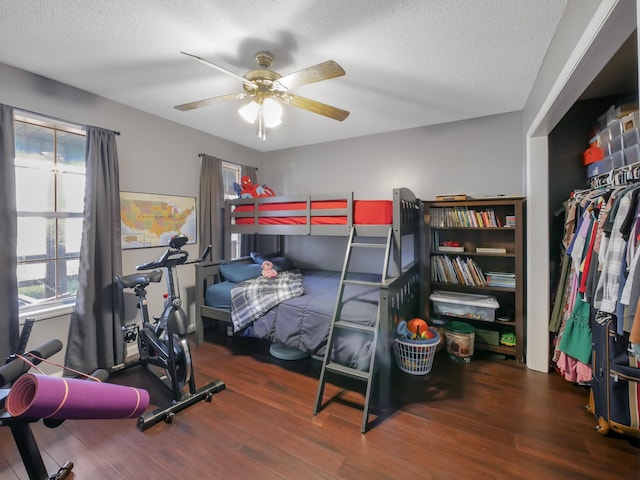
[{"xmin": 175, "ymin": 51, "xmax": 350, "ymax": 140}]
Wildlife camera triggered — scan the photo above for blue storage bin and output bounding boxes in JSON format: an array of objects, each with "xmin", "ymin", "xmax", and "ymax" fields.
[{"xmin": 586, "ymin": 156, "xmax": 613, "ymax": 178}]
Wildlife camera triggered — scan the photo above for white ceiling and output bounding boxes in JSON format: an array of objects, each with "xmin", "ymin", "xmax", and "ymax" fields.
[{"xmin": 0, "ymin": 1, "xmax": 568, "ymax": 152}]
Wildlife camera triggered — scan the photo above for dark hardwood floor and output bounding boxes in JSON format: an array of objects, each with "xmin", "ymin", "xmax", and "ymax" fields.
[{"xmin": 2, "ymin": 330, "xmax": 639, "ymax": 479}]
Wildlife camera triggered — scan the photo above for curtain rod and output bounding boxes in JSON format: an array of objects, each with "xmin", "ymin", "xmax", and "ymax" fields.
[
  {"xmin": 198, "ymin": 153, "xmax": 258, "ymax": 170},
  {"xmin": 13, "ymin": 106, "xmax": 120, "ymax": 135}
]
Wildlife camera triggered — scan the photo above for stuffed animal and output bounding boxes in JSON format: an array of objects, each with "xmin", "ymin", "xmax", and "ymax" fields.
[
  {"xmin": 261, "ymin": 260, "xmax": 278, "ymax": 279},
  {"xmin": 233, "ymin": 176, "xmax": 276, "ymax": 198}
]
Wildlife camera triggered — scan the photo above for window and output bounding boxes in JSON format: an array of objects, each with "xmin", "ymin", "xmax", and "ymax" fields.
[
  {"xmin": 222, "ymin": 161, "xmax": 241, "ymax": 258},
  {"xmin": 14, "ymin": 115, "xmax": 86, "ymax": 311}
]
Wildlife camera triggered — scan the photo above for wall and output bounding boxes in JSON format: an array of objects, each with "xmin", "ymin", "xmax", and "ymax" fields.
[
  {"xmin": 523, "ymin": 0, "xmax": 604, "ymax": 132},
  {"xmin": 261, "ymin": 112, "xmax": 525, "ymax": 270},
  {"xmin": 261, "ymin": 111, "xmax": 524, "ymax": 199},
  {"xmin": 0, "ymin": 61, "xmax": 262, "ymax": 357}
]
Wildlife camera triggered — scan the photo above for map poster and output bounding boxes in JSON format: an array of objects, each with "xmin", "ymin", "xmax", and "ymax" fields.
[{"xmin": 120, "ymin": 192, "xmax": 197, "ymax": 249}]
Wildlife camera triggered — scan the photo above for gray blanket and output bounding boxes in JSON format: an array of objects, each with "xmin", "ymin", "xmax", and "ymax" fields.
[{"xmin": 230, "ymin": 270, "xmax": 305, "ymax": 332}]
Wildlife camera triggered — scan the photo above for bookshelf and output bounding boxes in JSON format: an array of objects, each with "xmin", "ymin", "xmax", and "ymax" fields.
[{"xmin": 422, "ymin": 197, "xmax": 525, "ymax": 363}]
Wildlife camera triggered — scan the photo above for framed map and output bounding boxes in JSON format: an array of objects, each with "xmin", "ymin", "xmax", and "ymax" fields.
[{"xmin": 120, "ymin": 192, "xmax": 197, "ymax": 249}]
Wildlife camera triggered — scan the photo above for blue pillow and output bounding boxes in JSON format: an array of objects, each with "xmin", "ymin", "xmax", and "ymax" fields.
[
  {"xmin": 219, "ymin": 262, "xmax": 262, "ymax": 283},
  {"xmin": 250, "ymin": 252, "xmax": 294, "ymax": 272}
]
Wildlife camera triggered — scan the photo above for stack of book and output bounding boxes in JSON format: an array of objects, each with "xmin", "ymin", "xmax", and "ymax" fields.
[
  {"xmin": 431, "ymin": 255, "xmax": 486, "ymax": 286},
  {"xmin": 430, "ymin": 207, "xmax": 502, "ymax": 228},
  {"xmin": 485, "ymin": 272, "xmax": 516, "ymax": 288},
  {"xmin": 475, "ymin": 247, "xmax": 507, "ymax": 254}
]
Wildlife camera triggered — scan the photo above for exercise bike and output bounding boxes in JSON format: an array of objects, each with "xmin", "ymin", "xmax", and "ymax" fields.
[{"xmin": 114, "ymin": 234, "xmax": 225, "ymax": 431}]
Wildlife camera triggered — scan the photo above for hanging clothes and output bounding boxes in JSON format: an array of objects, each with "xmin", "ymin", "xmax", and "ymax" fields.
[
  {"xmin": 594, "ymin": 186, "xmax": 635, "ymax": 314},
  {"xmin": 559, "ymin": 297, "xmax": 592, "ymax": 365},
  {"xmin": 551, "ymin": 181, "xmax": 640, "ymax": 381}
]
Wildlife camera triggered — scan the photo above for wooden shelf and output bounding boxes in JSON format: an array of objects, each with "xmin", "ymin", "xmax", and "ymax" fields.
[
  {"xmin": 431, "ymin": 226, "xmax": 516, "ymax": 231},
  {"xmin": 431, "ymin": 281, "xmax": 516, "ymax": 293},
  {"xmin": 422, "ymin": 198, "xmax": 525, "ymax": 363},
  {"xmin": 431, "ymin": 250, "xmax": 516, "ymax": 258},
  {"xmin": 475, "ymin": 342, "xmax": 517, "ymax": 356}
]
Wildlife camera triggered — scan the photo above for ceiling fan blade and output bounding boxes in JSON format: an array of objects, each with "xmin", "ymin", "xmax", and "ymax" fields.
[
  {"xmin": 174, "ymin": 93, "xmax": 247, "ymax": 111},
  {"xmin": 275, "ymin": 60, "xmax": 346, "ymax": 90},
  {"xmin": 278, "ymin": 93, "xmax": 349, "ymax": 121},
  {"xmin": 180, "ymin": 51, "xmax": 257, "ymax": 89}
]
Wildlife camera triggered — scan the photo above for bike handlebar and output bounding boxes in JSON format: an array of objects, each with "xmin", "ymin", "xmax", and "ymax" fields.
[{"xmin": 136, "ymin": 237, "xmax": 212, "ymax": 272}]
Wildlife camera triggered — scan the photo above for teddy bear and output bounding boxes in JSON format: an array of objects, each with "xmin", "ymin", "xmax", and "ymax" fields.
[{"xmin": 261, "ymin": 260, "xmax": 278, "ymax": 279}]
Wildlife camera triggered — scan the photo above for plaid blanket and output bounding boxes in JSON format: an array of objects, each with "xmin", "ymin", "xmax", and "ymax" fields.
[{"xmin": 231, "ymin": 270, "xmax": 305, "ymax": 332}]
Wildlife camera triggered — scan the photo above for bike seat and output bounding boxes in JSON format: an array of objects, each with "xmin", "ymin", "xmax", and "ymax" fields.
[{"xmin": 115, "ymin": 270, "xmax": 163, "ymax": 289}]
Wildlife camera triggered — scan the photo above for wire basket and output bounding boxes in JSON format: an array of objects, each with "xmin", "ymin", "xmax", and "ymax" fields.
[{"xmin": 393, "ymin": 329, "xmax": 440, "ymax": 375}]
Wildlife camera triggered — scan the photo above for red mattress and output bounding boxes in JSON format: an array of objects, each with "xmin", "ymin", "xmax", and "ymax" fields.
[{"xmin": 233, "ymin": 200, "xmax": 392, "ymax": 225}]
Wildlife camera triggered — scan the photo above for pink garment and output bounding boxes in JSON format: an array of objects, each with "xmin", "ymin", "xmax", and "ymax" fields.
[{"xmin": 556, "ymin": 351, "xmax": 592, "ymax": 384}]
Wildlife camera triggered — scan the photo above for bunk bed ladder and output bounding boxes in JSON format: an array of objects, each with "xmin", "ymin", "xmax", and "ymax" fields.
[{"xmin": 313, "ymin": 224, "xmax": 393, "ymax": 433}]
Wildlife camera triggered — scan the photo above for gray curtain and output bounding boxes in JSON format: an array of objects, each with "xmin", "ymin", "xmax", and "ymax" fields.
[
  {"xmin": 65, "ymin": 127, "xmax": 123, "ymax": 374},
  {"xmin": 0, "ymin": 104, "xmax": 18, "ymax": 363},
  {"xmin": 240, "ymin": 165, "xmax": 258, "ymax": 257},
  {"xmin": 199, "ymin": 154, "xmax": 224, "ymax": 261}
]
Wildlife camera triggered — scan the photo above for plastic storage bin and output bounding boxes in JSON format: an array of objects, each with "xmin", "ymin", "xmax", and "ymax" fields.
[
  {"xmin": 611, "ymin": 150, "xmax": 625, "ymax": 169},
  {"xmin": 625, "ymin": 144, "xmax": 640, "ymax": 165},
  {"xmin": 586, "ymin": 155, "xmax": 613, "ymax": 178},
  {"xmin": 622, "ymin": 111, "xmax": 639, "ymax": 131},
  {"xmin": 597, "ymin": 106, "xmax": 616, "ymax": 131},
  {"xmin": 430, "ymin": 290, "xmax": 499, "ymax": 322},
  {"xmin": 623, "ymin": 127, "xmax": 640, "ymax": 147},
  {"xmin": 608, "ymin": 120, "xmax": 624, "ymax": 138},
  {"xmin": 606, "ymin": 134, "xmax": 624, "ymax": 154},
  {"xmin": 583, "ymin": 144, "xmax": 605, "ymax": 165},
  {"xmin": 475, "ymin": 328, "xmax": 500, "ymax": 346}
]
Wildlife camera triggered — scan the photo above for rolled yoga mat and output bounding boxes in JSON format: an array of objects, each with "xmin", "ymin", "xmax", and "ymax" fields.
[{"xmin": 6, "ymin": 373, "xmax": 149, "ymax": 420}]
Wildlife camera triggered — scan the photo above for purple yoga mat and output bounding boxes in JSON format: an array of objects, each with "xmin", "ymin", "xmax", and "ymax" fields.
[{"xmin": 6, "ymin": 373, "xmax": 149, "ymax": 420}]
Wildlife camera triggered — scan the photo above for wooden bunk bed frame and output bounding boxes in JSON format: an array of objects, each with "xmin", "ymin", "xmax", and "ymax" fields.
[{"xmin": 193, "ymin": 188, "xmax": 422, "ymax": 382}]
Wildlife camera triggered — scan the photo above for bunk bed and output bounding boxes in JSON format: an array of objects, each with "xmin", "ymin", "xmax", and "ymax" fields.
[{"xmin": 194, "ymin": 188, "xmax": 422, "ymax": 372}]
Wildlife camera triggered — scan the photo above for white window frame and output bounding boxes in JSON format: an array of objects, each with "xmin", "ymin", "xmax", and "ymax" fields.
[{"xmin": 14, "ymin": 112, "xmax": 86, "ymax": 318}]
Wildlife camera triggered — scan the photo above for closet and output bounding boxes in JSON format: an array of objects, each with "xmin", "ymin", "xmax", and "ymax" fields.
[
  {"xmin": 548, "ymin": 30, "xmax": 638, "ymax": 377},
  {"xmin": 548, "ymin": 26, "xmax": 640, "ymax": 398}
]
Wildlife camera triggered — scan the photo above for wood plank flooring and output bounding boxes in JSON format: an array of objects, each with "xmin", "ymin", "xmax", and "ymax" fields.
[{"xmin": 1, "ymin": 330, "xmax": 639, "ymax": 479}]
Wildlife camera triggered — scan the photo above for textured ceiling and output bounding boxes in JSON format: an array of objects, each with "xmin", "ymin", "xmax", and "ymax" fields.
[{"xmin": 0, "ymin": 1, "xmax": 567, "ymax": 152}]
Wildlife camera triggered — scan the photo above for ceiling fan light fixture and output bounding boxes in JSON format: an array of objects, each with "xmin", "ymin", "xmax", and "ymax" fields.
[
  {"xmin": 262, "ymin": 98, "xmax": 283, "ymax": 128},
  {"xmin": 238, "ymin": 99, "xmax": 282, "ymax": 129},
  {"xmin": 238, "ymin": 100, "xmax": 261, "ymax": 124}
]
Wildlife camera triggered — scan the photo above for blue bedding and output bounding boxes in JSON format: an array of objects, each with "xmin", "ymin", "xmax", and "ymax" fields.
[
  {"xmin": 205, "ymin": 281, "xmax": 234, "ymax": 309},
  {"xmin": 205, "ymin": 269, "xmax": 380, "ymax": 369}
]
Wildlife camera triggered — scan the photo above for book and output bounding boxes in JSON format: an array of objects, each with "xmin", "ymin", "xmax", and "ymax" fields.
[
  {"xmin": 476, "ymin": 247, "xmax": 507, "ymax": 254},
  {"xmin": 486, "ymin": 271, "xmax": 516, "ymax": 287},
  {"xmin": 435, "ymin": 193, "xmax": 468, "ymax": 201},
  {"xmin": 438, "ymin": 246, "xmax": 464, "ymax": 253}
]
